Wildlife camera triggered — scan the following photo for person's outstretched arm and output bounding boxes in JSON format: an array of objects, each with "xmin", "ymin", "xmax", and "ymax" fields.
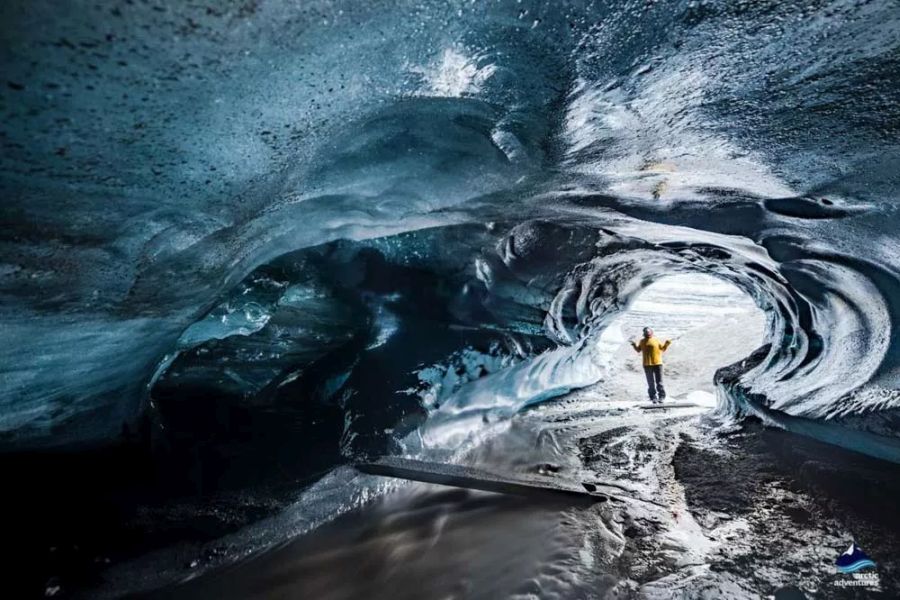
[
  {"xmin": 631, "ymin": 340, "xmax": 642, "ymax": 352},
  {"xmin": 661, "ymin": 339, "xmax": 672, "ymax": 351}
]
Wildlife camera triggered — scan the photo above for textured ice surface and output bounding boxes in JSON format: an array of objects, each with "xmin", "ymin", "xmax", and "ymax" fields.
[{"xmin": 2, "ymin": 0, "xmax": 900, "ymax": 461}]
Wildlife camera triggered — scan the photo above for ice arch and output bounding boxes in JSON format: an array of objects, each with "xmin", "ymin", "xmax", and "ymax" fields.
[{"xmin": 593, "ymin": 273, "xmax": 767, "ymax": 403}]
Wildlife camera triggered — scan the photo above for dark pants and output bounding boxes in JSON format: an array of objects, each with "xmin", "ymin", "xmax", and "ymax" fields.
[{"xmin": 644, "ymin": 365, "xmax": 666, "ymax": 401}]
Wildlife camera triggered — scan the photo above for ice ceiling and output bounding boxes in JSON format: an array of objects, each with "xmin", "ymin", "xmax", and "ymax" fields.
[{"xmin": 2, "ymin": 0, "xmax": 900, "ymax": 461}]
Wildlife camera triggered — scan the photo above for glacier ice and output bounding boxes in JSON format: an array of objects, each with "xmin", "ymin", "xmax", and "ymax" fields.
[{"xmin": 1, "ymin": 0, "xmax": 899, "ymax": 469}]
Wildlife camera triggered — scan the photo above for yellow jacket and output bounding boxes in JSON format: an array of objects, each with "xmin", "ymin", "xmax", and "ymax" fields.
[{"xmin": 632, "ymin": 336, "xmax": 671, "ymax": 366}]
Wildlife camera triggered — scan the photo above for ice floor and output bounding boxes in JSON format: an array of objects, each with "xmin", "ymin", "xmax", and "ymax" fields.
[{"xmin": 150, "ymin": 387, "xmax": 900, "ymax": 600}]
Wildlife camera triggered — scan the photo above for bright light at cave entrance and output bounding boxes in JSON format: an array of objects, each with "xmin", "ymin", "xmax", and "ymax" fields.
[{"xmin": 595, "ymin": 273, "xmax": 767, "ymax": 404}]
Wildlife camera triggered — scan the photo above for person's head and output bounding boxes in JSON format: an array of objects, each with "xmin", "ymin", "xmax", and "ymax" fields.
[{"xmin": 643, "ymin": 327, "xmax": 653, "ymax": 338}]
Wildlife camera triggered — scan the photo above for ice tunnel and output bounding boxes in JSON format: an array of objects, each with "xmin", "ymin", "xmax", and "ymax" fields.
[
  {"xmin": 591, "ymin": 273, "xmax": 766, "ymax": 403},
  {"xmin": 3, "ymin": 0, "xmax": 900, "ymax": 597}
]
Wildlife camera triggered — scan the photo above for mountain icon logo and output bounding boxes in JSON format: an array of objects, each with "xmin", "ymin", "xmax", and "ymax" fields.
[{"xmin": 835, "ymin": 542, "xmax": 876, "ymax": 573}]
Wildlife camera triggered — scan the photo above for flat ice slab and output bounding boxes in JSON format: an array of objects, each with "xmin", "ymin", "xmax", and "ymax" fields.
[
  {"xmin": 637, "ymin": 402, "xmax": 701, "ymax": 410},
  {"xmin": 356, "ymin": 456, "xmax": 609, "ymax": 503}
]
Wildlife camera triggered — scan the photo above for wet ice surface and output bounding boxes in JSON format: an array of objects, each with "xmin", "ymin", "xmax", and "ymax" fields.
[{"xmin": 146, "ymin": 393, "xmax": 900, "ymax": 600}]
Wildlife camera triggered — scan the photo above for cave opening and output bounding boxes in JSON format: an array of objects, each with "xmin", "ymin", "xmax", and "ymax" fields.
[{"xmin": 585, "ymin": 272, "xmax": 769, "ymax": 406}]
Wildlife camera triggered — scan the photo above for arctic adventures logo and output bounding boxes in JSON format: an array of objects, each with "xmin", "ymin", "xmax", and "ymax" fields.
[
  {"xmin": 833, "ymin": 542, "xmax": 879, "ymax": 590},
  {"xmin": 835, "ymin": 542, "xmax": 876, "ymax": 574}
]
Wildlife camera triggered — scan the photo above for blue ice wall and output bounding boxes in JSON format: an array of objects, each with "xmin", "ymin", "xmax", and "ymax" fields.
[{"xmin": 2, "ymin": 0, "xmax": 900, "ymax": 456}]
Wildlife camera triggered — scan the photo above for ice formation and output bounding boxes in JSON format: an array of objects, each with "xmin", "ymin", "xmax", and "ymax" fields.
[{"xmin": 2, "ymin": 0, "xmax": 900, "ymax": 467}]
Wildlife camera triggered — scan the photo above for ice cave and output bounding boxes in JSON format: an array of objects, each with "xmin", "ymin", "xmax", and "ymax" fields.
[{"xmin": 2, "ymin": 0, "xmax": 900, "ymax": 597}]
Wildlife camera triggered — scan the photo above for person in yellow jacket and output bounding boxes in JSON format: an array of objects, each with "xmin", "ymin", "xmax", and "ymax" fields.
[{"xmin": 631, "ymin": 327, "xmax": 672, "ymax": 403}]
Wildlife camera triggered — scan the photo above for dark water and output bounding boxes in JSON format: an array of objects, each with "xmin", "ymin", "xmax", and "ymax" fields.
[
  {"xmin": 149, "ymin": 403, "xmax": 900, "ymax": 600},
  {"xmin": 158, "ymin": 491, "xmax": 589, "ymax": 600}
]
